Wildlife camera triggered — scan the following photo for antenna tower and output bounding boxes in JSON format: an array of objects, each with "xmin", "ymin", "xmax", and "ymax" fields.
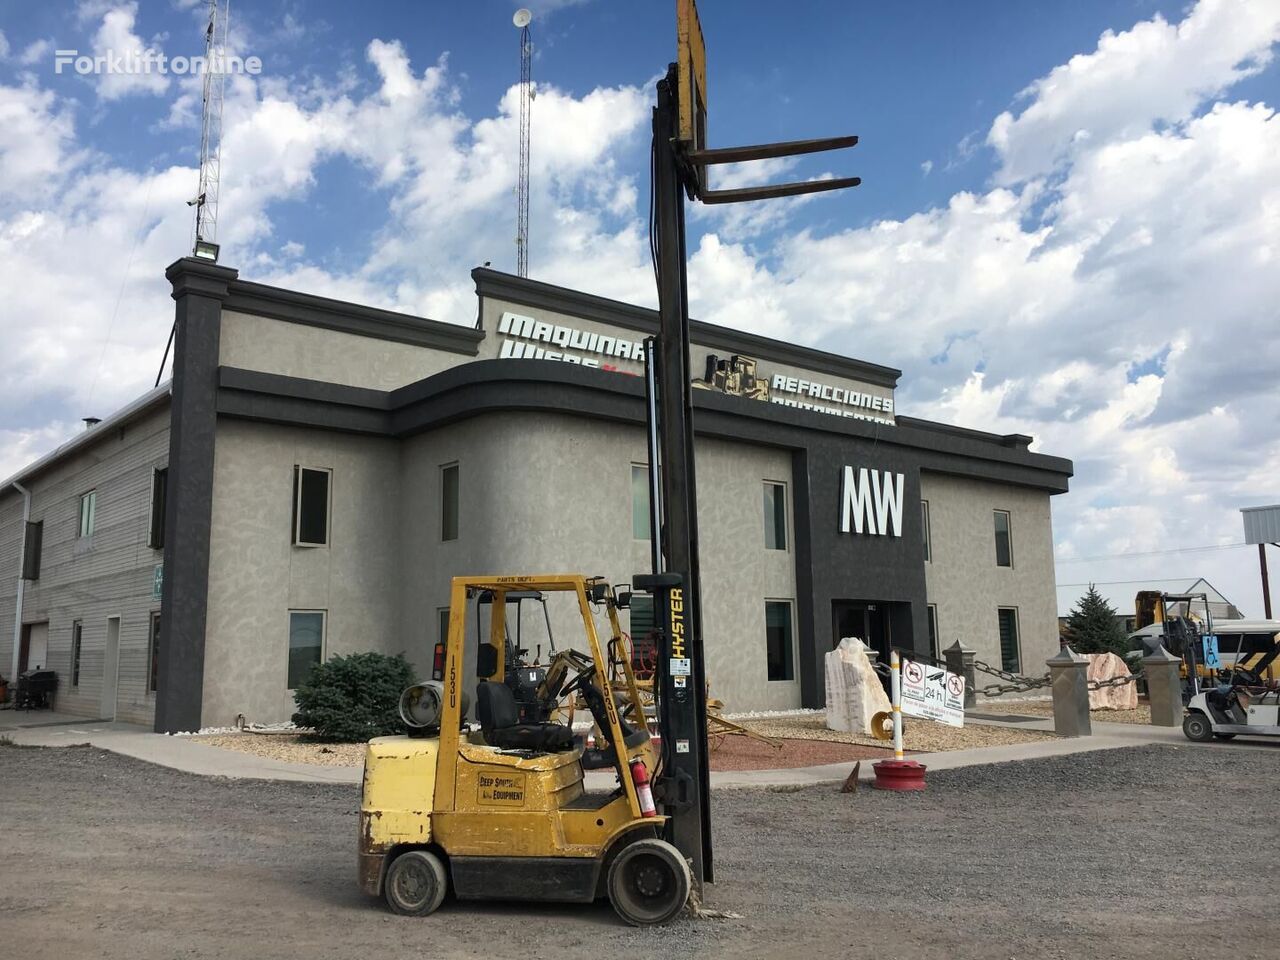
[
  {"xmin": 193, "ymin": 0, "xmax": 230, "ymax": 252},
  {"xmin": 515, "ymin": 9, "xmax": 533, "ymax": 277}
]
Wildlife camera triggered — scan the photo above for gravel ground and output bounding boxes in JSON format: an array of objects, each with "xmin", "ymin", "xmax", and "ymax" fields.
[
  {"xmin": 195, "ymin": 731, "xmax": 890, "ymax": 770},
  {"xmin": 978, "ymin": 698, "xmax": 1154, "ymax": 725},
  {"xmin": 745, "ymin": 711, "xmax": 1055, "ymax": 751},
  {"xmin": 5, "ymin": 740, "xmax": 1276, "ymax": 959}
]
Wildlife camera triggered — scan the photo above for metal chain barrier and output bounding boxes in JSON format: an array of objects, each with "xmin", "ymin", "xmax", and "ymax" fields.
[
  {"xmin": 1086, "ymin": 674, "xmax": 1139, "ymax": 690},
  {"xmin": 971, "ymin": 658, "xmax": 1052, "ymax": 698}
]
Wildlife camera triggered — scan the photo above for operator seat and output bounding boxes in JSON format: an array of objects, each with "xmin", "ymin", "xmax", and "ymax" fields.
[{"xmin": 475, "ymin": 681, "xmax": 575, "ymax": 752}]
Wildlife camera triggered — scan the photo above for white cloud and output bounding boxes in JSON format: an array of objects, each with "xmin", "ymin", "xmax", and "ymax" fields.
[
  {"xmin": 920, "ymin": 160, "xmax": 933, "ymax": 177},
  {"xmin": 988, "ymin": 0, "xmax": 1280, "ymax": 183},
  {"xmin": 2, "ymin": 0, "xmax": 1278, "ymax": 615},
  {"xmin": 88, "ymin": 2, "xmax": 171, "ymax": 100},
  {"xmin": 19, "ymin": 39, "xmax": 54, "ymax": 66},
  {"xmin": 0, "ymin": 30, "xmax": 10, "ymax": 60}
]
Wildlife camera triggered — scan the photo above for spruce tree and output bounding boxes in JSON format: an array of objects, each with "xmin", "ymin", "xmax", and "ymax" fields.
[{"xmin": 1063, "ymin": 584, "xmax": 1130, "ymax": 657}]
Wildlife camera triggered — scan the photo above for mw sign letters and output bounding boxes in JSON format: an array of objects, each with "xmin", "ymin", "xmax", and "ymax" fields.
[{"xmin": 839, "ymin": 466, "xmax": 904, "ymax": 537}]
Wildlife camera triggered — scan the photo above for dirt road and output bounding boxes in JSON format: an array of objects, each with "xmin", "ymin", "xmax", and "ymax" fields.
[{"xmin": 2, "ymin": 742, "xmax": 1276, "ymax": 959}]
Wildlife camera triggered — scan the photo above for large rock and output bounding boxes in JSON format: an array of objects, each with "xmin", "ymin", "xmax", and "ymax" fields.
[
  {"xmin": 1086, "ymin": 652, "xmax": 1138, "ymax": 710},
  {"xmin": 825, "ymin": 638, "xmax": 892, "ymax": 733}
]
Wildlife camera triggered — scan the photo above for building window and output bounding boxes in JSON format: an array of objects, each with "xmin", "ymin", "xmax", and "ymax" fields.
[
  {"xmin": 765, "ymin": 600, "xmax": 795, "ymax": 682},
  {"xmin": 71, "ymin": 620, "xmax": 83, "ymax": 686},
  {"xmin": 921, "ymin": 500, "xmax": 931, "ymax": 562},
  {"xmin": 148, "ymin": 612, "xmax": 161, "ymax": 693},
  {"xmin": 21, "ymin": 520, "xmax": 43, "ymax": 580},
  {"xmin": 441, "ymin": 463, "xmax": 459, "ymax": 542},
  {"xmin": 994, "ymin": 510, "xmax": 1013, "ymax": 567},
  {"xmin": 631, "ymin": 464, "xmax": 651, "ymax": 540},
  {"xmin": 763, "ymin": 482, "xmax": 787, "ymax": 550},
  {"xmin": 78, "ymin": 490, "xmax": 97, "ymax": 538},
  {"xmin": 997, "ymin": 607, "xmax": 1021, "ymax": 673},
  {"xmin": 292, "ymin": 466, "xmax": 331, "ymax": 547},
  {"xmin": 288, "ymin": 610, "xmax": 326, "ymax": 689},
  {"xmin": 148, "ymin": 467, "xmax": 168, "ymax": 549},
  {"xmin": 927, "ymin": 604, "xmax": 939, "ymax": 660}
]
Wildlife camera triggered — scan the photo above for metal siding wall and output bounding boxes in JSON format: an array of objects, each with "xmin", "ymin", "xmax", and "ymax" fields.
[
  {"xmin": 0, "ymin": 494, "xmax": 22, "ymax": 677},
  {"xmin": 2, "ymin": 406, "xmax": 169, "ymax": 721},
  {"xmin": 1243, "ymin": 506, "xmax": 1280, "ymax": 545}
]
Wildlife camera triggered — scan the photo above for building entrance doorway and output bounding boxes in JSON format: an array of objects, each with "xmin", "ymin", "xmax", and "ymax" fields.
[
  {"xmin": 19, "ymin": 621, "xmax": 49, "ymax": 672},
  {"xmin": 831, "ymin": 601, "xmax": 894, "ymax": 662}
]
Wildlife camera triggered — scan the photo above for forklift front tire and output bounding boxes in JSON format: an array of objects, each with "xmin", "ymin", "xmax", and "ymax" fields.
[
  {"xmin": 1182, "ymin": 712, "xmax": 1213, "ymax": 743},
  {"xmin": 607, "ymin": 838, "xmax": 692, "ymax": 926},
  {"xmin": 384, "ymin": 850, "xmax": 448, "ymax": 917}
]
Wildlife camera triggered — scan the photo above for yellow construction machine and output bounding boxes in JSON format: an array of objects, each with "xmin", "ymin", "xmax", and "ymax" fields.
[{"xmin": 359, "ymin": 574, "xmax": 693, "ymax": 925}]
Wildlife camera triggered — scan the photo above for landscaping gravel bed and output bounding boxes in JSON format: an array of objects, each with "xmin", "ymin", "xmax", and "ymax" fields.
[
  {"xmin": 978, "ymin": 697, "xmax": 1153, "ymax": 724},
  {"xmin": 740, "ymin": 710, "xmax": 1056, "ymax": 751},
  {"xmin": 2, "ymin": 741, "xmax": 1276, "ymax": 959},
  {"xmin": 196, "ymin": 730, "xmax": 891, "ymax": 771}
]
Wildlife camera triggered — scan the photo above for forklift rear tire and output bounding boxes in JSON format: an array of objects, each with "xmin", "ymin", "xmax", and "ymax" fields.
[
  {"xmin": 384, "ymin": 850, "xmax": 448, "ymax": 917},
  {"xmin": 1182, "ymin": 712, "xmax": 1213, "ymax": 743},
  {"xmin": 607, "ymin": 838, "xmax": 691, "ymax": 926}
]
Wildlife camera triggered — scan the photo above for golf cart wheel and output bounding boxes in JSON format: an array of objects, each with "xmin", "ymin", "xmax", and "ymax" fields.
[
  {"xmin": 1182, "ymin": 712, "xmax": 1213, "ymax": 743},
  {"xmin": 607, "ymin": 838, "xmax": 691, "ymax": 926},
  {"xmin": 384, "ymin": 849, "xmax": 447, "ymax": 917}
]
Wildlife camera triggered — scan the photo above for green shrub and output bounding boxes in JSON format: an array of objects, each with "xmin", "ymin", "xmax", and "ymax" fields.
[{"xmin": 291, "ymin": 652, "xmax": 416, "ymax": 742}]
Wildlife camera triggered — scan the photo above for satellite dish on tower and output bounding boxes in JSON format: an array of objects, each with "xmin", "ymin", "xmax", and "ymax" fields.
[{"xmin": 513, "ymin": 8, "xmax": 532, "ymax": 28}]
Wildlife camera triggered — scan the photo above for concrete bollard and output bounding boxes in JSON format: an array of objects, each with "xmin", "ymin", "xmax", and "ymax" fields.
[
  {"xmin": 1047, "ymin": 645, "xmax": 1091, "ymax": 737},
  {"xmin": 944, "ymin": 640, "xmax": 977, "ymax": 708},
  {"xmin": 1142, "ymin": 644, "xmax": 1184, "ymax": 727}
]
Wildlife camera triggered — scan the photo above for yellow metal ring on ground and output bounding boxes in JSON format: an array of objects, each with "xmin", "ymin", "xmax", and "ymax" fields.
[{"xmin": 870, "ymin": 710, "xmax": 894, "ymax": 741}]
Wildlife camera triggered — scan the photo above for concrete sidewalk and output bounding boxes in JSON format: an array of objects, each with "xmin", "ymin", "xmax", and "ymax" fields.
[{"xmin": 4, "ymin": 710, "xmax": 1230, "ymax": 788}]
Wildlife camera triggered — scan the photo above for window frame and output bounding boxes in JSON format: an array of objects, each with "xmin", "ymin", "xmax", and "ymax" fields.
[
  {"xmin": 764, "ymin": 599, "xmax": 797, "ymax": 683},
  {"xmin": 287, "ymin": 609, "xmax": 327, "ymax": 690},
  {"xmin": 78, "ymin": 490, "xmax": 97, "ymax": 539},
  {"xmin": 21, "ymin": 519, "xmax": 43, "ymax": 580},
  {"xmin": 441, "ymin": 462, "xmax": 460, "ymax": 542},
  {"xmin": 148, "ymin": 611, "xmax": 162, "ymax": 694},
  {"xmin": 71, "ymin": 620, "xmax": 83, "ymax": 687},
  {"xmin": 994, "ymin": 509, "xmax": 1013, "ymax": 568},
  {"xmin": 763, "ymin": 481, "xmax": 788, "ymax": 552},
  {"xmin": 631, "ymin": 464, "xmax": 651, "ymax": 541},
  {"xmin": 147, "ymin": 467, "xmax": 168, "ymax": 550},
  {"xmin": 997, "ymin": 606, "xmax": 1021, "ymax": 674},
  {"xmin": 921, "ymin": 499, "xmax": 931, "ymax": 563},
  {"xmin": 927, "ymin": 603, "xmax": 939, "ymax": 660},
  {"xmin": 292, "ymin": 465, "xmax": 332, "ymax": 548}
]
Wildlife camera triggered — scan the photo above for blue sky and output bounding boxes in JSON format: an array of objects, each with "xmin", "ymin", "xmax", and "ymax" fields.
[
  {"xmin": 10, "ymin": 0, "xmax": 1269, "ymax": 267},
  {"xmin": 1, "ymin": 0, "xmax": 1279, "ymax": 614}
]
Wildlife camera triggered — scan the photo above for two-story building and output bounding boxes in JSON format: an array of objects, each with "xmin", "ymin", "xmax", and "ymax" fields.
[{"xmin": 0, "ymin": 258, "xmax": 1072, "ymax": 731}]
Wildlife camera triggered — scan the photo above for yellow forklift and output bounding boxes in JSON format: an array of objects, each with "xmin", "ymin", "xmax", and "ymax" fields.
[{"xmin": 359, "ymin": 574, "xmax": 693, "ymax": 925}]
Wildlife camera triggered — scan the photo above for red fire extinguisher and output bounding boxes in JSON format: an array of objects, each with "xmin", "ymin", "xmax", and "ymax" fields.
[{"xmin": 629, "ymin": 758, "xmax": 656, "ymax": 818}]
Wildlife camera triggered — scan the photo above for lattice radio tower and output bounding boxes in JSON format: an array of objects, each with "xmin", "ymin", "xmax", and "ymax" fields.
[
  {"xmin": 515, "ymin": 8, "xmax": 533, "ymax": 277},
  {"xmin": 192, "ymin": 0, "xmax": 230, "ymax": 254}
]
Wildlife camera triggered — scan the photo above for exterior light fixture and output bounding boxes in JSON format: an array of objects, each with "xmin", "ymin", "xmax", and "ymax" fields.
[{"xmin": 193, "ymin": 240, "xmax": 220, "ymax": 262}]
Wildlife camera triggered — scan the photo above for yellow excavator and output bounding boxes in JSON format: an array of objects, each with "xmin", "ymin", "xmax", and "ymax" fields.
[{"xmin": 358, "ymin": 574, "xmax": 693, "ymax": 925}]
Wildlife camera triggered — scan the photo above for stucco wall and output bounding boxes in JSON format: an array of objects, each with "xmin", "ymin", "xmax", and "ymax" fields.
[
  {"xmin": 0, "ymin": 404, "xmax": 170, "ymax": 723},
  {"xmin": 920, "ymin": 472, "xmax": 1060, "ymax": 678},
  {"xmin": 397, "ymin": 412, "xmax": 802, "ymax": 713},
  {"xmin": 201, "ymin": 419, "xmax": 402, "ymax": 727},
  {"xmin": 219, "ymin": 311, "xmax": 467, "ymax": 390}
]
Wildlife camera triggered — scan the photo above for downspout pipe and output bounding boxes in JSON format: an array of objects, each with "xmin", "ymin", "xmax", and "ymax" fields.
[{"xmin": 11, "ymin": 480, "xmax": 30, "ymax": 683}]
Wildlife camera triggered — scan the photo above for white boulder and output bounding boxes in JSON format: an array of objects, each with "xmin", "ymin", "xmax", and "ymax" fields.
[{"xmin": 825, "ymin": 638, "xmax": 892, "ymax": 734}]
